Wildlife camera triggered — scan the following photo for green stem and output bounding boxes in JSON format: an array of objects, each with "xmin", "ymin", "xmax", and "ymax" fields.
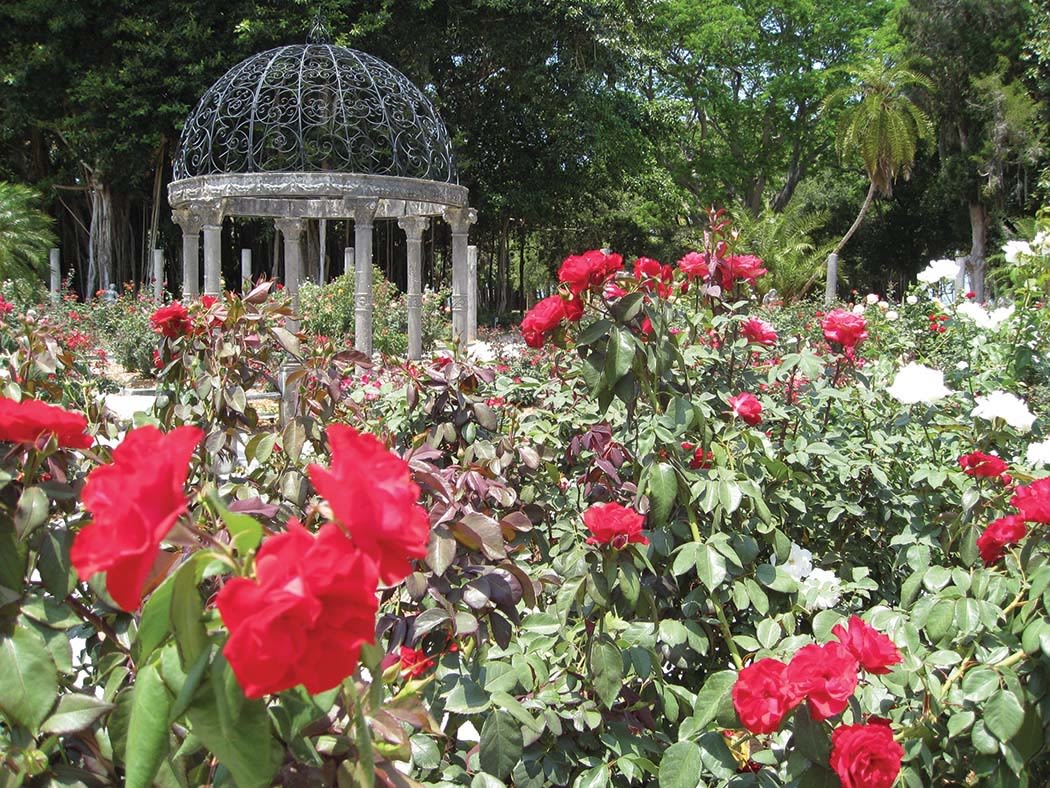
[{"xmin": 711, "ymin": 594, "xmax": 743, "ymax": 670}]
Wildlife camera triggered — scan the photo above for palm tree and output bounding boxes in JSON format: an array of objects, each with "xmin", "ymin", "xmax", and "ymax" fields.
[
  {"xmin": 813, "ymin": 62, "xmax": 933, "ymax": 302},
  {"xmin": 0, "ymin": 181, "xmax": 56, "ymax": 283}
]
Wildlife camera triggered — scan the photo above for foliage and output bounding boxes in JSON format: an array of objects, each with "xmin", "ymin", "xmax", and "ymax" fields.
[
  {"xmin": 299, "ymin": 269, "xmax": 450, "ymax": 357},
  {"xmin": 0, "ymin": 182, "xmax": 55, "ymax": 283}
]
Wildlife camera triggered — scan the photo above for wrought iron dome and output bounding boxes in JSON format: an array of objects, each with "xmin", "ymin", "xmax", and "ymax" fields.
[{"xmin": 172, "ymin": 32, "xmax": 456, "ymax": 183}]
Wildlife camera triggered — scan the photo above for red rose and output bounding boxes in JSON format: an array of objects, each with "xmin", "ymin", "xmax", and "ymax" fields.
[
  {"xmin": 199, "ymin": 295, "xmax": 218, "ymax": 309},
  {"xmin": 677, "ymin": 251, "xmax": 710, "ymax": 279},
  {"xmin": 150, "ymin": 302, "xmax": 193, "ymax": 338},
  {"xmin": 786, "ymin": 642, "xmax": 859, "ymax": 721},
  {"xmin": 732, "ymin": 658, "xmax": 800, "ymax": 734},
  {"xmin": 1010, "ymin": 477, "xmax": 1050, "ymax": 523},
  {"xmin": 831, "ymin": 616, "xmax": 902, "ymax": 675},
  {"xmin": 821, "ymin": 310, "xmax": 868, "ymax": 352},
  {"xmin": 558, "ymin": 249, "xmax": 623, "ymax": 295},
  {"xmin": 0, "ymin": 397, "xmax": 92, "ymax": 449},
  {"xmin": 520, "ymin": 295, "xmax": 568, "ymax": 349},
  {"xmin": 398, "ymin": 646, "xmax": 435, "ymax": 679},
  {"xmin": 308, "ymin": 424, "xmax": 430, "ymax": 585},
  {"xmin": 583, "ymin": 502, "xmax": 648, "ymax": 548},
  {"xmin": 0, "ymin": 295, "xmax": 13, "ymax": 316},
  {"xmin": 728, "ymin": 392, "xmax": 763, "ymax": 426},
  {"xmin": 958, "ymin": 451, "xmax": 1008, "ymax": 478},
  {"xmin": 741, "ymin": 317, "xmax": 778, "ymax": 346},
  {"xmin": 718, "ymin": 254, "xmax": 767, "ymax": 291},
  {"xmin": 977, "ymin": 514, "xmax": 1027, "ymax": 564},
  {"xmin": 71, "ymin": 425, "xmax": 203, "ymax": 610},
  {"xmin": 690, "ymin": 446, "xmax": 714, "ymax": 470},
  {"xmin": 829, "ymin": 722, "xmax": 904, "ymax": 788},
  {"xmin": 216, "ymin": 519, "xmax": 380, "ymax": 698},
  {"xmin": 564, "ymin": 295, "xmax": 585, "ymax": 322}
]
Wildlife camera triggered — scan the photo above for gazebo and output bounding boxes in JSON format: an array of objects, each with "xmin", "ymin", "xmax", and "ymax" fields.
[{"xmin": 167, "ymin": 22, "xmax": 476, "ymax": 358}]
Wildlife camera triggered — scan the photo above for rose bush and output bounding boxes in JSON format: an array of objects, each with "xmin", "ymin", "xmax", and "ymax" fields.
[{"xmin": 2, "ymin": 214, "xmax": 1050, "ymax": 786}]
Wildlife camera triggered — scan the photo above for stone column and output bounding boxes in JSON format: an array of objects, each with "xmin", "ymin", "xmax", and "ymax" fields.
[
  {"xmin": 173, "ymin": 209, "xmax": 204, "ymax": 299},
  {"xmin": 467, "ymin": 244, "xmax": 479, "ymax": 342},
  {"xmin": 444, "ymin": 207, "xmax": 477, "ymax": 343},
  {"xmin": 399, "ymin": 216, "xmax": 429, "ymax": 360},
  {"xmin": 49, "ymin": 248, "xmax": 60, "ymax": 305},
  {"xmin": 274, "ymin": 218, "xmax": 305, "ymax": 331},
  {"xmin": 152, "ymin": 249, "xmax": 164, "ymax": 301},
  {"xmin": 352, "ymin": 201, "xmax": 378, "ymax": 356},
  {"xmin": 203, "ymin": 222, "xmax": 223, "ymax": 295},
  {"xmin": 343, "ymin": 247, "xmax": 354, "ymax": 276},
  {"xmin": 241, "ymin": 248, "xmax": 252, "ymax": 289}
]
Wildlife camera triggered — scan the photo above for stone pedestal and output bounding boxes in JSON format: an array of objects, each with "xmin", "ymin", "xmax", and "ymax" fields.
[
  {"xmin": 49, "ymin": 248, "xmax": 60, "ymax": 305},
  {"xmin": 152, "ymin": 249, "xmax": 164, "ymax": 301},
  {"xmin": 241, "ymin": 248, "xmax": 252, "ymax": 288}
]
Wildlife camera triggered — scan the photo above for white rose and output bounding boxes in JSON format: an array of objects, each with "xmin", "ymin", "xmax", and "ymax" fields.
[
  {"xmin": 886, "ymin": 363, "xmax": 952, "ymax": 405},
  {"xmin": 972, "ymin": 391, "xmax": 1036, "ymax": 433}
]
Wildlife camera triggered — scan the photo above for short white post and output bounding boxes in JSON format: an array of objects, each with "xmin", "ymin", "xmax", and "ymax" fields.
[
  {"xmin": 319, "ymin": 218, "xmax": 327, "ymax": 284},
  {"xmin": 241, "ymin": 248, "xmax": 252, "ymax": 288},
  {"xmin": 49, "ymin": 248, "xmax": 60, "ymax": 304},
  {"xmin": 152, "ymin": 249, "xmax": 164, "ymax": 301},
  {"xmin": 824, "ymin": 253, "xmax": 839, "ymax": 306},
  {"xmin": 344, "ymin": 247, "xmax": 354, "ymax": 277}
]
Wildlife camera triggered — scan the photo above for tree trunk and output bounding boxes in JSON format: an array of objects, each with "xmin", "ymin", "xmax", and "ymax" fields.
[
  {"xmin": 967, "ymin": 201, "xmax": 988, "ymax": 301},
  {"xmin": 496, "ymin": 215, "xmax": 510, "ymax": 316},
  {"xmin": 833, "ymin": 180, "xmax": 877, "ymax": 257},
  {"xmin": 146, "ymin": 139, "xmax": 166, "ymax": 278},
  {"xmin": 797, "ymin": 180, "xmax": 877, "ymax": 301},
  {"xmin": 518, "ymin": 224, "xmax": 526, "ymax": 310}
]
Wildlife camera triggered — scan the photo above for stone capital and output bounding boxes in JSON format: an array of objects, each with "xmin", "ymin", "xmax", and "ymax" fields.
[
  {"xmin": 397, "ymin": 215, "xmax": 430, "ymax": 241},
  {"xmin": 273, "ymin": 217, "xmax": 305, "ymax": 240},
  {"xmin": 349, "ymin": 199, "xmax": 379, "ymax": 226},
  {"xmin": 172, "ymin": 208, "xmax": 204, "ymax": 235},
  {"xmin": 443, "ymin": 206, "xmax": 477, "ymax": 234}
]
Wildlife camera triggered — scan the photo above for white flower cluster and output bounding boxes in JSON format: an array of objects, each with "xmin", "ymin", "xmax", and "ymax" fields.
[
  {"xmin": 956, "ymin": 301, "xmax": 1014, "ymax": 331},
  {"xmin": 916, "ymin": 258, "xmax": 961, "ymax": 284},
  {"xmin": 886, "ymin": 363, "xmax": 952, "ymax": 405},
  {"xmin": 1026, "ymin": 438, "xmax": 1050, "ymax": 468},
  {"xmin": 772, "ymin": 543, "xmax": 843, "ymax": 611},
  {"xmin": 1003, "ymin": 231, "xmax": 1049, "ymax": 263},
  {"xmin": 972, "ymin": 391, "xmax": 1036, "ymax": 433}
]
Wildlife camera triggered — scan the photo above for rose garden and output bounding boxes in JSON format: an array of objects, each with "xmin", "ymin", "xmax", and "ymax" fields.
[{"xmin": 3, "ymin": 3, "xmax": 1050, "ymax": 788}]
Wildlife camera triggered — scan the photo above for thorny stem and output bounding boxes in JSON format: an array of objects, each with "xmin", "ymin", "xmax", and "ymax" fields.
[{"xmin": 66, "ymin": 593, "xmax": 131, "ymax": 657}]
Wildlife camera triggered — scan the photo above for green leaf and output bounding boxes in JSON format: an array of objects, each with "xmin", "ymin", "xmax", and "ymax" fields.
[
  {"xmin": 170, "ymin": 559, "xmax": 207, "ymax": 668},
  {"xmin": 0, "ymin": 622, "xmax": 58, "ymax": 731},
  {"xmin": 185, "ymin": 658, "xmax": 278, "ymax": 788},
  {"xmin": 14, "ymin": 486, "xmax": 49, "ymax": 540},
  {"xmin": 136, "ymin": 571, "xmax": 178, "ymax": 663},
  {"xmin": 590, "ymin": 635, "xmax": 623, "ymax": 710},
  {"xmin": 696, "ymin": 545, "xmax": 727, "ymax": 591},
  {"xmin": 479, "ymin": 710, "xmax": 523, "ymax": 780},
  {"xmin": 692, "ymin": 670, "xmax": 737, "ymax": 729},
  {"xmin": 606, "ymin": 329, "xmax": 635, "ymax": 384},
  {"xmin": 42, "ymin": 693, "xmax": 113, "ymax": 734},
  {"xmin": 647, "ymin": 463, "xmax": 678, "ymax": 528},
  {"xmin": 125, "ymin": 661, "xmax": 173, "ymax": 788},
  {"xmin": 985, "ymin": 688, "xmax": 1025, "ymax": 742},
  {"xmin": 658, "ymin": 741, "xmax": 701, "ymax": 788},
  {"xmin": 791, "ymin": 705, "xmax": 831, "ymax": 763},
  {"xmin": 576, "ymin": 319, "xmax": 612, "ymax": 347},
  {"xmin": 221, "ymin": 511, "xmax": 264, "ymax": 556}
]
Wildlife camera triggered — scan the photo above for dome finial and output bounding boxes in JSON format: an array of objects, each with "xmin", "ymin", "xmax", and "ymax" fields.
[{"xmin": 307, "ymin": 10, "xmax": 331, "ymax": 44}]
